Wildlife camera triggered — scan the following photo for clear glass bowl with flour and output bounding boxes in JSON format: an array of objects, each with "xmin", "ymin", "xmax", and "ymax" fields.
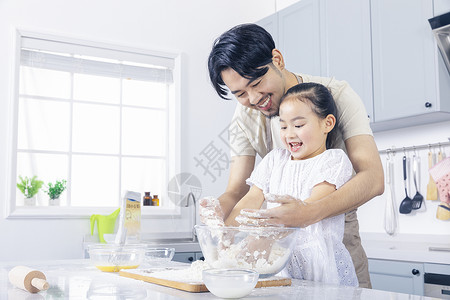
[{"xmin": 194, "ymin": 225, "xmax": 299, "ymax": 278}]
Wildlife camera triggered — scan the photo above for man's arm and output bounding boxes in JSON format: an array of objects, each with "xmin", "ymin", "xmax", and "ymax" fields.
[
  {"xmin": 314, "ymin": 135, "xmax": 384, "ymax": 217},
  {"xmin": 253, "ymin": 135, "xmax": 384, "ymax": 227},
  {"xmin": 218, "ymin": 155, "xmax": 256, "ymax": 219}
]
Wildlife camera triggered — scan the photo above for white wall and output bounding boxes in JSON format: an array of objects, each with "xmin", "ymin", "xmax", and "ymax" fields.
[{"xmin": 0, "ymin": 0, "xmax": 277, "ymax": 261}]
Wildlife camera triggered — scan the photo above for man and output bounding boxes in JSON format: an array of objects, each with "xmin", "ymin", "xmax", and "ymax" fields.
[{"xmin": 205, "ymin": 23, "xmax": 384, "ymax": 288}]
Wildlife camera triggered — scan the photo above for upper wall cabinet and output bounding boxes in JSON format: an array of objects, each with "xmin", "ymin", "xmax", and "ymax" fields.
[
  {"xmin": 257, "ymin": 14, "xmax": 278, "ymax": 47},
  {"xmin": 370, "ymin": 0, "xmax": 450, "ymax": 131},
  {"xmin": 372, "ymin": 1, "xmax": 437, "ymax": 121},
  {"xmin": 258, "ymin": 0, "xmax": 321, "ymax": 76},
  {"xmin": 319, "ymin": 0, "xmax": 373, "ymax": 122},
  {"xmin": 258, "ymin": 0, "xmax": 450, "ymax": 132},
  {"xmin": 278, "ymin": 0, "xmax": 321, "ymax": 76}
]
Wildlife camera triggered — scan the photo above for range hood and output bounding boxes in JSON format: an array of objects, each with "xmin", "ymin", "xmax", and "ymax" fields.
[{"xmin": 429, "ymin": 11, "xmax": 450, "ymax": 74}]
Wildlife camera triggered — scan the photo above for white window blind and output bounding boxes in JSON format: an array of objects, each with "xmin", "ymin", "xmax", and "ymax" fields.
[
  {"xmin": 10, "ymin": 32, "xmax": 180, "ymax": 217},
  {"xmin": 20, "ymin": 49, "xmax": 173, "ymax": 83}
]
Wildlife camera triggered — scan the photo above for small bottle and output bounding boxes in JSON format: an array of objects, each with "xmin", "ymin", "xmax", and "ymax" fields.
[
  {"xmin": 143, "ymin": 192, "xmax": 152, "ymax": 206},
  {"xmin": 152, "ymin": 195, "xmax": 159, "ymax": 206}
]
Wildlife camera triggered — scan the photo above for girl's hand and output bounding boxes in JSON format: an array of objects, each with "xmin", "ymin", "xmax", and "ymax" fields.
[{"xmin": 238, "ymin": 194, "xmax": 311, "ymax": 228}]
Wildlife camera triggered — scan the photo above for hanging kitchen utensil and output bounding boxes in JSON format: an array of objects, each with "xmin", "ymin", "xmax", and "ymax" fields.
[
  {"xmin": 404, "ymin": 152, "xmax": 411, "ymax": 196},
  {"xmin": 426, "ymin": 151, "xmax": 438, "ymax": 200},
  {"xmin": 399, "ymin": 156, "xmax": 413, "ymax": 214},
  {"xmin": 384, "ymin": 153, "xmax": 397, "ymax": 235},
  {"xmin": 411, "ymin": 154, "xmax": 424, "ymax": 209}
]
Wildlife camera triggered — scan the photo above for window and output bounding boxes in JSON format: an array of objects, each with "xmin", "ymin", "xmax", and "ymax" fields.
[{"xmin": 9, "ymin": 31, "xmax": 180, "ymax": 217}]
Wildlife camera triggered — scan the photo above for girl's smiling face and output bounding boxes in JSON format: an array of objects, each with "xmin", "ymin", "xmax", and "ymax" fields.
[{"xmin": 279, "ymin": 97, "xmax": 335, "ymax": 160}]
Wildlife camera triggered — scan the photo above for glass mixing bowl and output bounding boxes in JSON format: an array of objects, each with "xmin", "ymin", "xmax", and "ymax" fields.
[
  {"xmin": 203, "ymin": 269, "xmax": 259, "ymax": 299},
  {"xmin": 88, "ymin": 244, "xmax": 146, "ymax": 272},
  {"xmin": 144, "ymin": 247, "xmax": 175, "ymax": 266},
  {"xmin": 195, "ymin": 225, "xmax": 299, "ymax": 278}
]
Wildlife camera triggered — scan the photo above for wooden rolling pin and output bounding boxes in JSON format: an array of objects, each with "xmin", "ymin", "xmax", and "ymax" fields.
[{"xmin": 8, "ymin": 266, "xmax": 49, "ymax": 293}]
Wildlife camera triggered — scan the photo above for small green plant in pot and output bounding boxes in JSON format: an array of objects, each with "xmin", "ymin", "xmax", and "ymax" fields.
[
  {"xmin": 17, "ymin": 175, "xmax": 44, "ymax": 206},
  {"xmin": 46, "ymin": 179, "xmax": 67, "ymax": 206}
]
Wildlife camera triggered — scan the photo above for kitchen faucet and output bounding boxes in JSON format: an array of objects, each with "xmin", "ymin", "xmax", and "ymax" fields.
[{"xmin": 185, "ymin": 192, "xmax": 197, "ymax": 242}]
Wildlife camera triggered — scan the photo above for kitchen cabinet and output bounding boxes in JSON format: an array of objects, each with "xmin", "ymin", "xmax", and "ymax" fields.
[
  {"xmin": 172, "ymin": 251, "xmax": 203, "ymax": 264},
  {"xmin": 371, "ymin": 1, "xmax": 441, "ymax": 122},
  {"xmin": 258, "ymin": 0, "xmax": 321, "ymax": 76},
  {"xmin": 257, "ymin": 14, "xmax": 278, "ymax": 47},
  {"xmin": 259, "ymin": 0, "xmax": 450, "ymax": 132},
  {"xmin": 173, "ymin": 252, "xmax": 195, "ymax": 263},
  {"xmin": 278, "ymin": 0, "xmax": 321, "ymax": 76},
  {"xmin": 368, "ymin": 258, "xmax": 424, "ymax": 296},
  {"xmin": 319, "ymin": 0, "xmax": 373, "ymax": 121},
  {"xmin": 195, "ymin": 252, "xmax": 205, "ymax": 261}
]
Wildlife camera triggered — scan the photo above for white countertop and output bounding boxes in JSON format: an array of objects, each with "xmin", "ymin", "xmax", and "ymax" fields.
[
  {"xmin": 361, "ymin": 233, "xmax": 450, "ymax": 264},
  {"xmin": 0, "ymin": 259, "xmax": 435, "ymax": 299}
]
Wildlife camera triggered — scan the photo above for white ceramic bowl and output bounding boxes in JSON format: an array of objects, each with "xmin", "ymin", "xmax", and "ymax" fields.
[
  {"xmin": 195, "ymin": 225, "xmax": 298, "ymax": 278},
  {"xmin": 203, "ymin": 269, "xmax": 259, "ymax": 299},
  {"xmin": 144, "ymin": 247, "xmax": 175, "ymax": 266},
  {"xmin": 88, "ymin": 244, "xmax": 146, "ymax": 272}
]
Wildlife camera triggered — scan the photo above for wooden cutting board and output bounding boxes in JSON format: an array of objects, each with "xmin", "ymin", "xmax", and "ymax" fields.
[{"xmin": 119, "ymin": 268, "xmax": 291, "ymax": 293}]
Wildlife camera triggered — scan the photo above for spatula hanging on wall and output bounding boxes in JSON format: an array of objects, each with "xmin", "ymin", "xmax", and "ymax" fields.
[
  {"xmin": 411, "ymin": 154, "xmax": 424, "ymax": 210},
  {"xmin": 426, "ymin": 151, "xmax": 438, "ymax": 200}
]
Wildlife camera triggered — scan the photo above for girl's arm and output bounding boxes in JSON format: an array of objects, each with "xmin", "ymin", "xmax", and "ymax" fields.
[
  {"xmin": 225, "ymin": 185, "xmax": 265, "ymax": 226},
  {"xmin": 305, "ymin": 181, "xmax": 337, "ymax": 204}
]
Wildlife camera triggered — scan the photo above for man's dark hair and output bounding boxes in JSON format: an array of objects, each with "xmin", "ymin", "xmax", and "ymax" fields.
[{"xmin": 208, "ymin": 24, "xmax": 275, "ymax": 100}]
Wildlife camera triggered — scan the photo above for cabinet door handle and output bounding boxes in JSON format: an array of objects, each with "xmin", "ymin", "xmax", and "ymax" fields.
[
  {"xmin": 412, "ymin": 269, "xmax": 420, "ymax": 276},
  {"xmin": 425, "ymin": 102, "xmax": 432, "ymax": 108},
  {"xmin": 188, "ymin": 256, "xmax": 194, "ymax": 262}
]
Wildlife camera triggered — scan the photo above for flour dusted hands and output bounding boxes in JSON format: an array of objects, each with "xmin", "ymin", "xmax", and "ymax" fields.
[
  {"xmin": 237, "ymin": 194, "xmax": 310, "ymax": 228},
  {"xmin": 199, "ymin": 196, "xmax": 225, "ymax": 227}
]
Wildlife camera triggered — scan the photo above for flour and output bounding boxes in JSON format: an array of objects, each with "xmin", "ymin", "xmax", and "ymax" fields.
[
  {"xmin": 209, "ymin": 242, "xmax": 289, "ymax": 276},
  {"xmin": 147, "ymin": 240, "xmax": 289, "ymax": 282},
  {"xmin": 149, "ymin": 260, "xmax": 210, "ymax": 282}
]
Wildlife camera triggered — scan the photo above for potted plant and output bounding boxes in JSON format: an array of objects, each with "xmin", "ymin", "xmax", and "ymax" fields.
[
  {"xmin": 16, "ymin": 175, "xmax": 44, "ymax": 206},
  {"xmin": 45, "ymin": 179, "xmax": 67, "ymax": 206}
]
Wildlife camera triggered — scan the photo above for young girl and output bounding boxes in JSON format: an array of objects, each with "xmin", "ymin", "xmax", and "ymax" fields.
[{"xmin": 225, "ymin": 82, "xmax": 358, "ymax": 287}]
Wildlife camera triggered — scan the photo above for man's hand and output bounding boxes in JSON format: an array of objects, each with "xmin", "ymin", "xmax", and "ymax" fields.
[
  {"xmin": 199, "ymin": 196, "xmax": 225, "ymax": 227},
  {"xmin": 237, "ymin": 194, "xmax": 312, "ymax": 228}
]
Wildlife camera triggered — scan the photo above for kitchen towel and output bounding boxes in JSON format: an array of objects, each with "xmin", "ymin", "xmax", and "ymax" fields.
[{"xmin": 429, "ymin": 157, "xmax": 450, "ymax": 204}]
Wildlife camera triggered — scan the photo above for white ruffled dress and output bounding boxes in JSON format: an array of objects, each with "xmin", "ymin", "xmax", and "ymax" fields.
[{"xmin": 246, "ymin": 148, "xmax": 359, "ymax": 287}]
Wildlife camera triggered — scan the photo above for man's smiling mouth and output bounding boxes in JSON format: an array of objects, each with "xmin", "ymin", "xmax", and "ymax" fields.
[{"xmin": 257, "ymin": 95, "xmax": 271, "ymax": 110}]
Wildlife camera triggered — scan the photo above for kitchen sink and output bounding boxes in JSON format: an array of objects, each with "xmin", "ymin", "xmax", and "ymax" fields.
[
  {"xmin": 145, "ymin": 237, "xmax": 197, "ymax": 245},
  {"xmin": 141, "ymin": 232, "xmax": 201, "ymax": 253}
]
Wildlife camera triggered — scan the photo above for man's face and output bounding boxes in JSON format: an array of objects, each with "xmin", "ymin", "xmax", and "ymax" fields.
[{"xmin": 221, "ymin": 64, "xmax": 286, "ymax": 117}]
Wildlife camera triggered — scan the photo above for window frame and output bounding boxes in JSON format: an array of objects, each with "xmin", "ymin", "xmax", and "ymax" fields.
[{"xmin": 6, "ymin": 29, "xmax": 182, "ymax": 219}]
